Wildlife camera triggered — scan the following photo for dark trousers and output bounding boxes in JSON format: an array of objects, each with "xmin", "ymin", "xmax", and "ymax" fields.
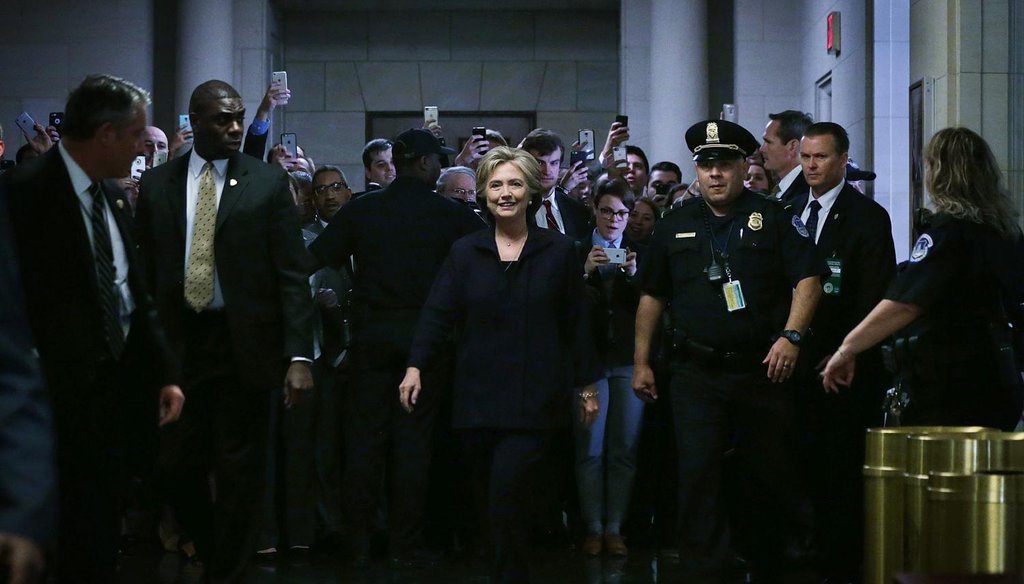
[
  {"xmin": 671, "ymin": 361, "xmax": 797, "ymax": 583},
  {"xmin": 342, "ymin": 345, "xmax": 441, "ymax": 555},
  {"xmin": 53, "ymin": 361, "xmax": 122, "ymax": 584},
  {"xmin": 158, "ymin": 312, "xmax": 272, "ymax": 583},
  {"xmin": 258, "ymin": 383, "xmax": 316, "ymax": 549},
  {"xmin": 460, "ymin": 428, "xmax": 554, "ymax": 584}
]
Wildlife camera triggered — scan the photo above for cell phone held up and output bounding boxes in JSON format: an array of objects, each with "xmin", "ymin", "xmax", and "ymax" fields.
[
  {"xmin": 604, "ymin": 247, "xmax": 627, "ymax": 265},
  {"xmin": 15, "ymin": 112, "xmax": 35, "ymax": 137},
  {"xmin": 271, "ymin": 71, "xmax": 288, "ymax": 92},
  {"xmin": 49, "ymin": 111, "xmax": 64, "ymax": 139},
  {"xmin": 281, "ymin": 133, "xmax": 297, "ymax": 158},
  {"xmin": 131, "ymin": 155, "xmax": 146, "ymax": 180}
]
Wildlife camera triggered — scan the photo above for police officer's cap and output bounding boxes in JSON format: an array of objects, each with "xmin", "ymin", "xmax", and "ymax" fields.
[
  {"xmin": 685, "ymin": 120, "xmax": 760, "ymax": 162},
  {"xmin": 393, "ymin": 128, "xmax": 457, "ymax": 160}
]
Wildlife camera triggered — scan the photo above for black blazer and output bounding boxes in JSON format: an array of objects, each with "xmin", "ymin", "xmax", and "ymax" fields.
[
  {"xmin": 586, "ymin": 235, "xmax": 643, "ymax": 368},
  {"xmin": 3, "ymin": 148, "xmax": 179, "ymax": 405},
  {"xmin": 556, "ymin": 190, "xmax": 595, "ymax": 247},
  {"xmin": 789, "ymin": 183, "xmax": 896, "ymax": 386},
  {"xmin": 0, "ymin": 186, "xmax": 55, "ymax": 546},
  {"xmin": 779, "ymin": 170, "xmax": 810, "ymax": 206},
  {"xmin": 135, "ymin": 150, "xmax": 313, "ymax": 389},
  {"xmin": 408, "ymin": 225, "xmax": 602, "ymax": 429}
]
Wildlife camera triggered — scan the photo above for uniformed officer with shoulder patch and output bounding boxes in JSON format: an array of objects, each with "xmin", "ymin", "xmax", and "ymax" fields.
[{"xmin": 632, "ymin": 119, "xmax": 827, "ymax": 582}]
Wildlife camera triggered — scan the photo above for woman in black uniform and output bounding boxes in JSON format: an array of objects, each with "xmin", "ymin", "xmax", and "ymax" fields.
[{"xmin": 823, "ymin": 127, "xmax": 1024, "ymax": 430}]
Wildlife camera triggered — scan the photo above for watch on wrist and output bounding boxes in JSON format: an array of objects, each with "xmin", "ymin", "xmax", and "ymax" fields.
[{"xmin": 778, "ymin": 329, "xmax": 802, "ymax": 346}]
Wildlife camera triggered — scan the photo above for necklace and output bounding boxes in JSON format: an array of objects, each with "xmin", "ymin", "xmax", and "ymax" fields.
[{"xmin": 496, "ymin": 231, "xmax": 527, "ymax": 262}]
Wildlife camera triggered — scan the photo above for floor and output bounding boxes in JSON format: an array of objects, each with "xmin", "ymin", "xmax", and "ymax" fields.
[{"xmin": 116, "ymin": 547, "xmax": 819, "ymax": 583}]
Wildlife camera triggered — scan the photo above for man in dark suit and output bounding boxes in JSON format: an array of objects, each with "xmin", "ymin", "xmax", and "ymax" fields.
[
  {"xmin": 0, "ymin": 184, "xmax": 54, "ymax": 584},
  {"xmin": 135, "ymin": 79, "xmax": 313, "ymax": 583},
  {"xmin": 2, "ymin": 74, "xmax": 185, "ymax": 584},
  {"xmin": 521, "ymin": 129, "xmax": 594, "ymax": 245},
  {"xmin": 789, "ymin": 122, "xmax": 896, "ymax": 583},
  {"xmin": 308, "ymin": 128, "xmax": 482, "ymax": 566},
  {"xmin": 760, "ymin": 110, "xmax": 813, "ymax": 204}
]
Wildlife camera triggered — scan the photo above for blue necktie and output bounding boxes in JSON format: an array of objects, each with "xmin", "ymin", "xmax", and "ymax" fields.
[{"xmin": 805, "ymin": 199, "xmax": 821, "ymax": 242}]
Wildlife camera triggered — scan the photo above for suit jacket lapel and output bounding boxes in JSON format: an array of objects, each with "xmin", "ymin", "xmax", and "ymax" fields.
[
  {"xmin": 216, "ymin": 153, "xmax": 248, "ymax": 231},
  {"xmin": 47, "ymin": 151, "xmax": 99, "ymax": 292},
  {"xmin": 167, "ymin": 156, "xmax": 187, "ymax": 239},
  {"xmin": 816, "ymin": 187, "xmax": 851, "ymax": 255}
]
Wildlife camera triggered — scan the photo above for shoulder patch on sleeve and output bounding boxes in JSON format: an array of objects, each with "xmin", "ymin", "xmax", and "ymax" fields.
[
  {"xmin": 791, "ymin": 215, "xmax": 810, "ymax": 238},
  {"xmin": 909, "ymin": 234, "xmax": 933, "ymax": 262}
]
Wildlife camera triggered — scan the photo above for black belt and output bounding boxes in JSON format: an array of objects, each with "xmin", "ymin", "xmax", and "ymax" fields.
[{"xmin": 679, "ymin": 339, "xmax": 764, "ymax": 369}]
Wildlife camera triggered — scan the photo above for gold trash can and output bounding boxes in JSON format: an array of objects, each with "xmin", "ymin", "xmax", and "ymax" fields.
[
  {"xmin": 983, "ymin": 432, "xmax": 1024, "ymax": 471},
  {"xmin": 903, "ymin": 433, "xmax": 989, "ymax": 571},
  {"xmin": 863, "ymin": 426, "xmax": 990, "ymax": 584},
  {"xmin": 925, "ymin": 471, "xmax": 1024, "ymax": 574}
]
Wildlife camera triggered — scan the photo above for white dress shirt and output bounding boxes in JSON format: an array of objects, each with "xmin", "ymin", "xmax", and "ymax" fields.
[
  {"xmin": 800, "ymin": 179, "xmax": 844, "ymax": 243},
  {"xmin": 59, "ymin": 141, "xmax": 134, "ymax": 334},
  {"xmin": 184, "ymin": 150, "xmax": 229, "ymax": 309},
  {"xmin": 776, "ymin": 165, "xmax": 803, "ymax": 199},
  {"xmin": 535, "ymin": 188, "xmax": 566, "ymax": 233}
]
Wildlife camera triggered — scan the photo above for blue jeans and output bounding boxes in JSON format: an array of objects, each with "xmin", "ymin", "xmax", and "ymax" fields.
[{"xmin": 573, "ymin": 365, "xmax": 645, "ymax": 534}]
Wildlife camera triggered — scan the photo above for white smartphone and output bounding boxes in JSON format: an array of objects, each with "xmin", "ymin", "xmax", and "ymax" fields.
[
  {"xmin": 15, "ymin": 112, "xmax": 36, "ymax": 136},
  {"xmin": 272, "ymin": 71, "xmax": 288, "ymax": 91},
  {"xmin": 722, "ymin": 103, "xmax": 738, "ymax": 123},
  {"xmin": 281, "ymin": 133, "xmax": 297, "ymax": 157},
  {"xmin": 423, "ymin": 106, "xmax": 439, "ymax": 127},
  {"xmin": 178, "ymin": 114, "xmax": 191, "ymax": 131},
  {"xmin": 152, "ymin": 151, "xmax": 168, "ymax": 167},
  {"xmin": 612, "ymin": 145, "xmax": 627, "ymax": 167},
  {"xmin": 604, "ymin": 247, "xmax": 627, "ymax": 264},
  {"xmin": 579, "ymin": 129, "xmax": 596, "ymax": 159},
  {"xmin": 131, "ymin": 155, "xmax": 146, "ymax": 180}
]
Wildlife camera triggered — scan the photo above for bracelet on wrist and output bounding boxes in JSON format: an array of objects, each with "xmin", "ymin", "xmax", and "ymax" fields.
[{"xmin": 578, "ymin": 390, "xmax": 598, "ymax": 401}]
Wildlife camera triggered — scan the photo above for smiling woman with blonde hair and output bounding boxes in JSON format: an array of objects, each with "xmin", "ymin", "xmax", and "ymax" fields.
[{"xmin": 400, "ymin": 146, "xmax": 601, "ymax": 582}]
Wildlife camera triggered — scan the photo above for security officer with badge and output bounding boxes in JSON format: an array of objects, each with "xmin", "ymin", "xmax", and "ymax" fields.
[
  {"xmin": 824, "ymin": 127, "xmax": 1024, "ymax": 432},
  {"xmin": 633, "ymin": 119, "xmax": 826, "ymax": 582}
]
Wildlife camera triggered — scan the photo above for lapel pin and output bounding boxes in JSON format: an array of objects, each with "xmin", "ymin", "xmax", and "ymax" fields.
[
  {"xmin": 229, "ymin": 178, "xmax": 238, "ymax": 187},
  {"xmin": 834, "ymin": 213, "xmax": 839, "ymax": 220},
  {"xmin": 115, "ymin": 199, "xmax": 125, "ymax": 210}
]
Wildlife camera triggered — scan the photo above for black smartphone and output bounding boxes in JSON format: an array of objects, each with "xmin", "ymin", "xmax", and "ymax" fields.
[
  {"xmin": 615, "ymin": 114, "xmax": 629, "ymax": 126},
  {"xmin": 49, "ymin": 111, "xmax": 64, "ymax": 138},
  {"xmin": 570, "ymin": 149, "xmax": 589, "ymax": 165},
  {"xmin": 472, "ymin": 126, "xmax": 486, "ymax": 138}
]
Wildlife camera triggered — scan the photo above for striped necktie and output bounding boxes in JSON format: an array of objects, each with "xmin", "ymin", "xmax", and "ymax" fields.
[
  {"xmin": 88, "ymin": 182, "xmax": 125, "ymax": 359},
  {"xmin": 543, "ymin": 199, "xmax": 560, "ymax": 232}
]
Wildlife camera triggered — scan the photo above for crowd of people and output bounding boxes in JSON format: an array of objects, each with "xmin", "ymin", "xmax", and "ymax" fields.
[{"xmin": 1, "ymin": 72, "xmax": 1023, "ymax": 584}]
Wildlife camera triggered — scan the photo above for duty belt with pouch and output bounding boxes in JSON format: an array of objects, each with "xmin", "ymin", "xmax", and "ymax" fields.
[{"xmin": 880, "ymin": 336, "xmax": 917, "ymax": 426}]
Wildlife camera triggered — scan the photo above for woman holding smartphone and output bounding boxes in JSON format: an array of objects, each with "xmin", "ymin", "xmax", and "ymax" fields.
[{"xmin": 576, "ymin": 178, "xmax": 645, "ymax": 556}]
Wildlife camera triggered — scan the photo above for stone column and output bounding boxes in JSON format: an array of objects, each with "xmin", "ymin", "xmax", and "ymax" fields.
[
  {"xmin": 649, "ymin": 0, "xmax": 707, "ymax": 164},
  {"xmin": 176, "ymin": 0, "xmax": 235, "ymax": 116}
]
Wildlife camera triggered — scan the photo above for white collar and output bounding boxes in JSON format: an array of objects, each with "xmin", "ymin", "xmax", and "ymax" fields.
[
  {"xmin": 57, "ymin": 141, "xmax": 94, "ymax": 197},
  {"xmin": 807, "ymin": 179, "xmax": 844, "ymax": 211},
  {"xmin": 777, "ymin": 165, "xmax": 803, "ymax": 194},
  {"xmin": 187, "ymin": 149, "xmax": 229, "ymax": 179}
]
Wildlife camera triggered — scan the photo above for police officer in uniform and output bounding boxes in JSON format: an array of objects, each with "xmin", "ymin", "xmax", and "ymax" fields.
[
  {"xmin": 824, "ymin": 127, "xmax": 1024, "ymax": 431},
  {"xmin": 308, "ymin": 128, "xmax": 484, "ymax": 565},
  {"xmin": 633, "ymin": 120, "xmax": 826, "ymax": 582}
]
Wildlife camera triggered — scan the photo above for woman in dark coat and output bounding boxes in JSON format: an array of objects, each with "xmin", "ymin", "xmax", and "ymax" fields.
[
  {"xmin": 823, "ymin": 127, "xmax": 1024, "ymax": 430},
  {"xmin": 399, "ymin": 146, "xmax": 601, "ymax": 583}
]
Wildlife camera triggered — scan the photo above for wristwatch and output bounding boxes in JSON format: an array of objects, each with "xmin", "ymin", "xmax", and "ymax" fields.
[{"xmin": 778, "ymin": 329, "xmax": 803, "ymax": 346}]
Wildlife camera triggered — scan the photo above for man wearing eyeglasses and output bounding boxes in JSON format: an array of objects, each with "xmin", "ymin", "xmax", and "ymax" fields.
[
  {"xmin": 435, "ymin": 166, "xmax": 475, "ymax": 203},
  {"xmin": 310, "ymin": 165, "xmax": 352, "ymax": 228}
]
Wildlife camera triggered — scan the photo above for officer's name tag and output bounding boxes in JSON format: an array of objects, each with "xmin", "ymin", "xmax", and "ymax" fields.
[
  {"xmin": 676, "ymin": 232, "xmax": 697, "ymax": 238},
  {"xmin": 723, "ymin": 280, "xmax": 746, "ymax": 312},
  {"xmin": 824, "ymin": 257, "xmax": 842, "ymax": 295}
]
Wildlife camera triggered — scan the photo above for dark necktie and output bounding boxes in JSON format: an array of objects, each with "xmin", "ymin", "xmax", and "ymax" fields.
[
  {"xmin": 805, "ymin": 199, "xmax": 822, "ymax": 242},
  {"xmin": 542, "ymin": 199, "xmax": 560, "ymax": 232},
  {"xmin": 89, "ymin": 182, "xmax": 125, "ymax": 360}
]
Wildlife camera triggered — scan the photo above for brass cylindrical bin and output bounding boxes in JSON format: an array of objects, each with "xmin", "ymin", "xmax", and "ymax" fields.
[
  {"xmin": 925, "ymin": 471, "xmax": 1024, "ymax": 573},
  {"xmin": 863, "ymin": 426, "xmax": 989, "ymax": 584},
  {"xmin": 903, "ymin": 433, "xmax": 988, "ymax": 570},
  {"xmin": 983, "ymin": 432, "xmax": 1024, "ymax": 472}
]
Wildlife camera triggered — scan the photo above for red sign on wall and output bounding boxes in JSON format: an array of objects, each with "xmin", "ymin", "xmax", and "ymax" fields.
[{"xmin": 828, "ymin": 12, "xmax": 841, "ymax": 55}]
